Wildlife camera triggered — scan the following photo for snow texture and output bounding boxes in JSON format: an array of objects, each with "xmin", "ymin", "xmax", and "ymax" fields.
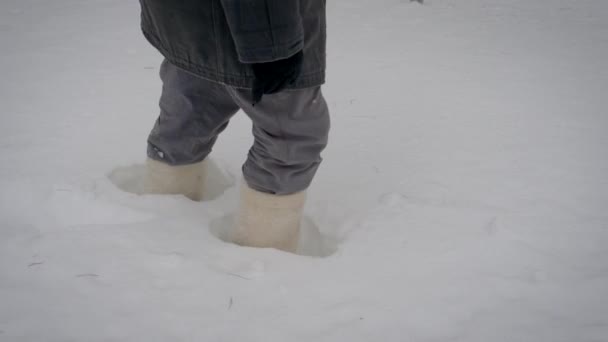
[{"xmin": 1, "ymin": 0, "xmax": 608, "ymax": 341}]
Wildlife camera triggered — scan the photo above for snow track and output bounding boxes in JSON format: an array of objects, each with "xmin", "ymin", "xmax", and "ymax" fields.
[{"xmin": 1, "ymin": 0, "xmax": 607, "ymax": 341}]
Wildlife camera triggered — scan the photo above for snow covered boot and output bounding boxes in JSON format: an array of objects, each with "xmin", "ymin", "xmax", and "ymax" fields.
[
  {"xmin": 143, "ymin": 158, "xmax": 207, "ymax": 201},
  {"xmin": 234, "ymin": 183, "xmax": 306, "ymax": 253}
]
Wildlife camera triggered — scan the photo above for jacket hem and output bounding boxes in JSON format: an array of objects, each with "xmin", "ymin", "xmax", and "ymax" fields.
[{"xmin": 142, "ymin": 28, "xmax": 325, "ymax": 90}]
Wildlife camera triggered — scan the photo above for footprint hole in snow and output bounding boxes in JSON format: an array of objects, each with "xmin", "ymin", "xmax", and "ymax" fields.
[
  {"xmin": 107, "ymin": 158, "xmax": 235, "ymax": 201},
  {"xmin": 209, "ymin": 214, "xmax": 338, "ymax": 258}
]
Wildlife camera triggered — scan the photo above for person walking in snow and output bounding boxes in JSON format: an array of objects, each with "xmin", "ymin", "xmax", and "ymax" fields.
[{"xmin": 138, "ymin": 0, "xmax": 329, "ymax": 252}]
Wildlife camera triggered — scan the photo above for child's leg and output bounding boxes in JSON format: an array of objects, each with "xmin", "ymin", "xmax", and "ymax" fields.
[
  {"xmin": 144, "ymin": 60, "xmax": 241, "ymax": 200},
  {"xmin": 229, "ymin": 86, "xmax": 330, "ymax": 195},
  {"xmin": 226, "ymin": 86, "xmax": 330, "ymax": 252},
  {"xmin": 147, "ymin": 60, "xmax": 241, "ymax": 166}
]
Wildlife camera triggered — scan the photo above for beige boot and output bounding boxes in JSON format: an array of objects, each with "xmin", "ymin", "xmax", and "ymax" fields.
[
  {"xmin": 143, "ymin": 158, "xmax": 207, "ymax": 201},
  {"xmin": 234, "ymin": 183, "xmax": 306, "ymax": 253}
]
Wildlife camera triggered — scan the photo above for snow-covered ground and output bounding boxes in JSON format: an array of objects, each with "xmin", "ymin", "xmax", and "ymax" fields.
[{"xmin": 2, "ymin": 0, "xmax": 608, "ymax": 341}]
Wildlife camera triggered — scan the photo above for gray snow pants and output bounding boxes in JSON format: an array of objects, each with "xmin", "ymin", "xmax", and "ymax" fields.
[{"xmin": 147, "ymin": 60, "xmax": 330, "ymax": 195}]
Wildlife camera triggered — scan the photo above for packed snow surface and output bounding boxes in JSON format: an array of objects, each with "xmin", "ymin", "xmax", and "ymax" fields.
[{"xmin": 1, "ymin": 0, "xmax": 607, "ymax": 341}]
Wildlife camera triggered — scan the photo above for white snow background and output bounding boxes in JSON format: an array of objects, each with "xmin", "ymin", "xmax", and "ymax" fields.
[{"xmin": 1, "ymin": 0, "xmax": 608, "ymax": 341}]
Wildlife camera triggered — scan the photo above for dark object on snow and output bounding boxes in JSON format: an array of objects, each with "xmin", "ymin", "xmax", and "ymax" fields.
[
  {"xmin": 147, "ymin": 61, "xmax": 329, "ymax": 195},
  {"xmin": 252, "ymin": 51, "xmax": 304, "ymax": 105},
  {"xmin": 139, "ymin": 0, "xmax": 326, "ymax": 90}
]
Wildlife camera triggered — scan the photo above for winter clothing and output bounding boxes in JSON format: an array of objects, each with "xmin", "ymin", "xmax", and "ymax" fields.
[
  {"xmin": 139, "ymin": 0, "xmax": 326, "ymax": 89},
  {"xmin": 252, "ymin": 50, "xmax": 304, "ymax": 104},
  {"xmin": 235, "ymin": 183, "xmax": 306, "ymax": 252},
  {"xmin": 143, "ymin": 158, "xmax": 207, "ymax": 201},
  {"xmin": 140, "ymin": 0, "xmax": 329, "ymax": 252},
  {"xmin": 147, "ymin": 60, "xmax": 330, "ymax": 195}
]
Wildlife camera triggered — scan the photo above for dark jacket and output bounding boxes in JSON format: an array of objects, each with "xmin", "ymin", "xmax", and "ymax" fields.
[{"xmin": 139, "ymin": 0, "xmax": 326, "ymax": 89}]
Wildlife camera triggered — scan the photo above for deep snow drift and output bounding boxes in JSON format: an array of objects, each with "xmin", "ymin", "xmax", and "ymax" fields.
[{"xmin": 1, "ymin": 0, "xmax": 607, "ymax": 341}]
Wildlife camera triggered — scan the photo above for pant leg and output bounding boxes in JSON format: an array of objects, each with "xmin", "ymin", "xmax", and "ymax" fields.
[
  {"xmin": 147, "ymin": 60, "xmax": 241, "ymax": 166},
  {"xmin": 227, "ymin": 87, "xmax": 330, "ymax": 195}
]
